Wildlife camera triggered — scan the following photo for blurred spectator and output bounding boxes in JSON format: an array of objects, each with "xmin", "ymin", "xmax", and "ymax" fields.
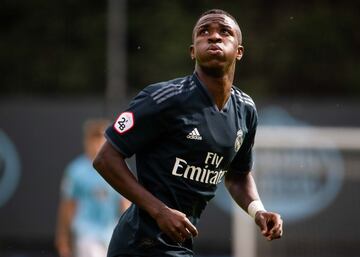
[{"xmin": 55, "ymin": 119, "xmax": 131, "ymax": 257}]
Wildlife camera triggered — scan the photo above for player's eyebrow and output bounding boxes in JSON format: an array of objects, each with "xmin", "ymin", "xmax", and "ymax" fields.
[
  {"xmin": 193, "ymin": 15, "xmax": 241, "ymax": 42},
  {"xmin": 196, "ymin": 24, "xmax": 209, "ymax": 31},
  {"xmin": 195, "ymin": 23, "xmax": 234, "ymax": 35},
  {"xmin": 219, "ymin": 24, "xmax": 233, "ymax": 30}
]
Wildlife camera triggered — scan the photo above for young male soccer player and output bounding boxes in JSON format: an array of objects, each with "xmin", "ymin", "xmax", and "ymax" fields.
[{"xmin": 94, "ymin": 9, "xmax": 283, "ymax": 257}]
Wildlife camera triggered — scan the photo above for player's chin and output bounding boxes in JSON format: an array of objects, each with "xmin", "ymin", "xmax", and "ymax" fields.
[
  {"xmin": 204, "ymin": 52, "xmax": 226, "ymax": 61},
  {"xmin": 201, "ymin": 57, "xmax": 227, "ymax": 68},
  {"xmin": 200, "ymin": 64, "xmax": 227, "ymax": 77}
]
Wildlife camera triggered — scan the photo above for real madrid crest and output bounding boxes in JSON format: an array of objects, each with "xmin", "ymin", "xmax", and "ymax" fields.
[{"xmin": 234, "ymin": 129, "xmax": 243, "ymax": 152}]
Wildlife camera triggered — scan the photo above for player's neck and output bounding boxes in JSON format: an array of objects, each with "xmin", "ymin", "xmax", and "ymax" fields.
[{"xmin": 196, "ymin": 69, "xmax": 233, "ymax": 110}]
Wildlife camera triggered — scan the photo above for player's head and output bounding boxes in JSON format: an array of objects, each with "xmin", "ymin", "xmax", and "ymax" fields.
[
  {"xmin": 83, "ymin": 119, "xmax": 109, "ymax": 160},
  {"xmin": 192, "ymin": 9, "xmax": 242, "ymax": 44},
  {"xmin": 190, "ymin": 9, "xmax": 243, "ymax": 74}
]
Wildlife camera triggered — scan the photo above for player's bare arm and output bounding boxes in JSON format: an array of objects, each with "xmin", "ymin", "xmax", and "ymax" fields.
[
  {"xmin": 55, "ymin": 199, "xmax": 76, "ymax": 257},
  {"xmin": 93, "ymin": 141, "xmax": 198, "ymax": 242},
  {"xmin": 225, "ymin": 171, "xmax": 283, "ymax": 241}
]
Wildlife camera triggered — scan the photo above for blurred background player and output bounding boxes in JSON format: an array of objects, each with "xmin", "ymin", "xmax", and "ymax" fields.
[{"xmin": 55, "ymin": 119, "xmax": 130, "ymax": 257}]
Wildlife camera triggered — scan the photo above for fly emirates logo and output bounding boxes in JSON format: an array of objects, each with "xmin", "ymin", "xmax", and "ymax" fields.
[{"xmin": 171, "ymin": 152, "xmax": 227, "ymax": 185}]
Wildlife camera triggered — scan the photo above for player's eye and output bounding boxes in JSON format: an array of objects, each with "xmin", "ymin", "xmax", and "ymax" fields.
[
  {"xmin": 220, "ymin": 28, "xmax": 231, "ymax": 36},
  {"xmin": 198, "ymin": 28, "xmax": 209, "ymax": 36}
]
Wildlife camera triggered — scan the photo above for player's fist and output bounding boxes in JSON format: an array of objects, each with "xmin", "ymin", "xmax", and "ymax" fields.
[
  {"xmin": 154, "ymin": 205, "xmax": 198, "ymax": 243},
  {"xmin": 255, "ymin": 211, "xmax": 283, "ymax": 241}
]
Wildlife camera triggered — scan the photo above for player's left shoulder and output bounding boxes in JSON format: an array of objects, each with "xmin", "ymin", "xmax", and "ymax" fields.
[
  {"xmin": 231, "ymin": 85, "xmax": 257, "ymax": 112},
  {"xmin": 65, "ymin": 155, "xmax": 87, "ymax": 175}
]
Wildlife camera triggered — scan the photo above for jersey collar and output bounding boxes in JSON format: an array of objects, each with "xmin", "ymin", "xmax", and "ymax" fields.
[{"xmin": 192, "ymin": 72, "xmax": 231, "ymax": 113}]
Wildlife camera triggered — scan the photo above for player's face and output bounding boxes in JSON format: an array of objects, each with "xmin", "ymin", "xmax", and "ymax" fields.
[
  {"xmin": 85, "ymin": 134, "xmax": 106, "ymax": 160},
  {"xmin": 190, "ymin": 14, "xmax": 243, "ymax": 71}
]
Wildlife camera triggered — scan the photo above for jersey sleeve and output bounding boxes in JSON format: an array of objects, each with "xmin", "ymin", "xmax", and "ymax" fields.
[
  {"xmin": 229, "ymin": 108, "xmax": 258, "ymax": 174},
  {"xmin": 105, "ymin": 90, "xmax": 165, "ymax": 158}
]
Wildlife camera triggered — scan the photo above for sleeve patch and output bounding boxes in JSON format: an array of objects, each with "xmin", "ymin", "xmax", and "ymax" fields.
[{"xmin": 114, "ymin": 112, "xmax": 134, "ymax": 134}]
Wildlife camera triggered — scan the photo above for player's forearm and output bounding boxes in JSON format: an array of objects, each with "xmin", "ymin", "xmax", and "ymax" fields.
[
  {"xmin": 225, "ymin": 171, "xmax": 261, "ymax": 212},
  {"xmin": 55, "ymin": 202, "xmax": 73, "ymax": 249},
  {"xmin": 93, "ymin": 142, "xmax": 167, "ymax": 219},
  {"xmin": 55, "ymin": 224, "xmax": 70, "ymax": 246}
]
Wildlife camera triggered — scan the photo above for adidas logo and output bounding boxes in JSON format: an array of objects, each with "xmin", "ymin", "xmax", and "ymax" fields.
[{"xmin": 186, "ymin": 128, "xmax": 202, "ymax": 140}]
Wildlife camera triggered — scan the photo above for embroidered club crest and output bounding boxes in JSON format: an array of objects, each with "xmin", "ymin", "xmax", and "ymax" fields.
[{"xmin": 234, "ymin": 129, "xmax": 243, "ymax": 152}]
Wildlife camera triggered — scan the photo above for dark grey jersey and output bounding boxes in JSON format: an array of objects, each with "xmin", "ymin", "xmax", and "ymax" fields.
[{"xmin": 105, "ymin": 73, "xmax": 257, "ymax": 257}]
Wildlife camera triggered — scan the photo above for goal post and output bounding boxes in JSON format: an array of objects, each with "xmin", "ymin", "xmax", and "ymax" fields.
[{"xmin": 233, "ymin": 125, "xmax": 360, "ymax": 257}]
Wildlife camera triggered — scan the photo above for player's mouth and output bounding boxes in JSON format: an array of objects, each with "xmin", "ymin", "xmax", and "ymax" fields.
[{"xmin": 207, "ymin": 44, "xmax": 223, "ymax": 54}]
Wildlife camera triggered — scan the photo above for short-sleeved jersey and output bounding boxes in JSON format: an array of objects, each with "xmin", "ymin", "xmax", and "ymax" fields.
[
  {"xmin": 105, "ymin": 73, "xmax": 257, "ymax": 257},
  {"xmin": 61, "ymin": 155, "xmax": 122, "ymax": 244}
]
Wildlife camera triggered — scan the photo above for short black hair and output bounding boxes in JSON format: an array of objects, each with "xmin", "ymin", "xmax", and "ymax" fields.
[{"xmin": 192, "ymin": 9, "xmax": 242, "ymax": 43}]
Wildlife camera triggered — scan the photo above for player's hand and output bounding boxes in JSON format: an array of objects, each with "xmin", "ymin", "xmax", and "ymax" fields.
[
  {"xmin": 154, "ymin": 206, "xmax": 198, "ymax": 243},
  {"xmin": 255, "ymin": 211, "xmax": 283, "ymax": 241}
]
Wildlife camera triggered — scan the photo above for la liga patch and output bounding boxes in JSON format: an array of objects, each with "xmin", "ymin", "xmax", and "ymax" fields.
[{"xmin": 114, "ymin": 112, "xmax": 134, "ymax": 134}]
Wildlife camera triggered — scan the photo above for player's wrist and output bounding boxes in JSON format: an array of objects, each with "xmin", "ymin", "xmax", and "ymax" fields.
[
  {"xmin": 247, "ymin": 200, "xmax": 266, "ymax": 219},
  {"xmin": 149, "ymin": 202, "xmax": 169, "ymax": 221}
]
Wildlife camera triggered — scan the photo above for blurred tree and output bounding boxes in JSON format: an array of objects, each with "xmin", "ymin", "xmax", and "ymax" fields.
[
  {"xmin": 0, "ymin": 0, "xmax": 106, "ymax": 96},
  {"xmin": 127, "ymin": 0, "xmax": 360, "ymax": 99},
  {"xmin": 0, "ymin": 0, "xmax": 359, "ymax": 99}
]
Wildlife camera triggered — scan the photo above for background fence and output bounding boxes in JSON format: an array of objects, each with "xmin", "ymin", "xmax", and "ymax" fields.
[{"xmin": 1, "ymin": 98, "xmax": 359, "ymax": 257}]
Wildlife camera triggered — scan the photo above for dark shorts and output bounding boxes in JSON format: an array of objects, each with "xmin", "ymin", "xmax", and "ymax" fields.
[
  {"xmin": 108, "ymin": 205, "xmax": 195, "ymax": 257},
  {"xmin": 108, "ymin": 233, "xmax": 194, "ymax": 257}
]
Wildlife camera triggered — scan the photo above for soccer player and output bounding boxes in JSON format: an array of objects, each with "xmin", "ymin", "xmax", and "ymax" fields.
[
  {"xmin": 93, "ymin": 9, "xmax": 283, "ymax": 257},
  {"xmin": 55, "ymin": 119, "xmax": 131, "ymax": 257}
]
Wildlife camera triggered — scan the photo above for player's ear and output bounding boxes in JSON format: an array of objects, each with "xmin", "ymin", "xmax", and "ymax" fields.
[
  {"xmin": 190, "ymin": 45, "xmax": 195, "ymax": 60},
  {"xmin": 236, "ymin": 45, "xmax": 244, "ymax": 61}
]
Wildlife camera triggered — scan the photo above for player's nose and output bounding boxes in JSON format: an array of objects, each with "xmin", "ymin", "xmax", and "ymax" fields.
[{"xmin": 207, "ymin": 30, "xmax": 222, "ymax": 43}]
